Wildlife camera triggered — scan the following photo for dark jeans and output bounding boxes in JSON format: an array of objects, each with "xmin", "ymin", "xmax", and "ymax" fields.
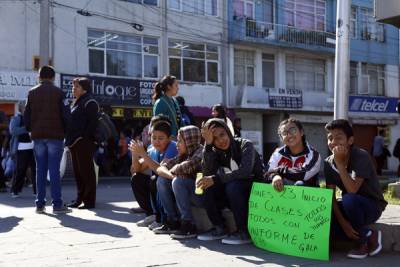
[
  {"xmin": 70, "ymin": 138, "xmax": 96, "ymax": 206},
  {"xmin": 150, "ymin": 176, "xmax": 167, "ymax": 223},
  {"xmin": 374, "ymin": 155, "xmax": 385, "ymax": 175},
  {"xmin": 11, "ymin": 149, "xmax": 36, "ymax": 194},
  {"xmin": 130, "ymin": 173, "xmax": 153, "ymax": 216},
  {"xmin": 331, "ymin": 193, "xmax": 382, "ymax": 244},
  {"xmin": 201, "ymin": 179, "xmax": 252, "ymax": 232},
  {"xmin": 0, "ymin": 158, "xmax": 6, "ymax": 189}
]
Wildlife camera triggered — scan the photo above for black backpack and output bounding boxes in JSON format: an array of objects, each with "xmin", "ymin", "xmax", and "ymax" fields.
[
  {"xmin": 85, "ymin": 99, "xmax": 118, "ymax": 143},
  {"xmin": 393, "ymin": 139, "xmax": 400, "ymax": 158}
]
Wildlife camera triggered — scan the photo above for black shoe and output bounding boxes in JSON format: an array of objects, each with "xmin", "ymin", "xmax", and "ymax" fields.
[
  {"xmin": 170, "ymin": 220, "xmax": 197, "ymax": 239},
  {"xmin": 78, "ymin": 204, "xmax": 95, "ymax": 210},
  {"xmin": 129, "ymin": 207, "xmax": 146, "ymax": 214},
  {"xmin": 67, "ymin": 201, "xmax": 82, "ymax": 208},
  {"xmin": 153, "ymin": 219, "xmax": 180, "ymax": 235}
]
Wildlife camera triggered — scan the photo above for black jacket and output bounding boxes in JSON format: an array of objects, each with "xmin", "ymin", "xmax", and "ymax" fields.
[
  {"xmin": 65, "ymin": 93, "xmax": 98, "ymax": 147},
  {"xmin": 202, "ymin": 118, "xmax": 264, "ymax": 184}
]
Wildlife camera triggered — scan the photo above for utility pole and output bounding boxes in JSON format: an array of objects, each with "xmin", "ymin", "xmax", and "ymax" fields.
[
  {"xmin": 221, "ymin": 0, "xmax": 228, "ymax": 105},
  {"xmin": 333, "ymin": 0, "xmax": 351, "ymax": 119},
  {"xmin": 161, "ymin": 0, "xmax": 168, "ymax": 76},
  {"xmin": 39, "ymin": 0, "xmax": 50, "ymax": 67}
]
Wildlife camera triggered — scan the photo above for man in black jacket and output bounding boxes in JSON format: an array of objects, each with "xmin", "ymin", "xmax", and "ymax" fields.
[{"xmin": 24, "ymin": 65, "xmax": 71, "ymax": 214}]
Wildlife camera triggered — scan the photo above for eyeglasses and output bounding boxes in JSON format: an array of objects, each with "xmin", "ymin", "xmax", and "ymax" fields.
[{"xmin": 279, "ymin": 127, "xmax": 298, "ymax": 137}]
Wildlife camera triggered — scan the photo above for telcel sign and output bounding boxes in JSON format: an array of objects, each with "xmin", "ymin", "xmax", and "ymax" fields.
[{"xmin": 349, "ymin": 96, "xmax": 398, "ymax": 113}]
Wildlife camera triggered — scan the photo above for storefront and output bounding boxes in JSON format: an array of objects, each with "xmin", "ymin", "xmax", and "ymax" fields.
[{"xmin": 349, "ymin": 95, "xmax": 399, "ymax": 171}]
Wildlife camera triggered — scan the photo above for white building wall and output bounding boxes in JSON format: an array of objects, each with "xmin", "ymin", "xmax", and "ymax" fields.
[{"xmin": 385, "ymin": 64, "xmax": 400, "ymax": 98}]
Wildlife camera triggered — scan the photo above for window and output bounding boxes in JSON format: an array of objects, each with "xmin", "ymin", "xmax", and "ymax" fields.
[
  {"xmin": 168, "ymin": 0, "xmax": 218, "ymax": 16},
  {"xmin": 88, "ymin": 30, "xmax": 159, "ymax": 78},
  {"xmin": 234, "ymin": 49, "xmax": 255, "ymax": 86},
  {"xmin": 120, "ymin": 0, "xmax": 158, "ymax": 5},
  {"xmin": 262, "ymin": 53, "xmax": 275, "ymax": 88},
  {"xmin": 283, "ymin": 0, "xmax": 326, "ymax": 31},
  {"xmin": 350, "ymin": 6, "xmax": 357, "ymax": 38},
  {"xmin": 168, "ymin": 40, "xmax": 219, "ymax": 83},
  {"xmin": 286, "ymin": 55, "xmax": 325, "ymax": 91},
  {"xmin": 233, "ymin": 0, "xmax": 255, "ymax": 19},
  {"xmin": 359, "ymin": 8, "xmax": 385, "ymax": 42},
  {"xmin": 350, "ymin": 61, "xmax": 358, "ymax": 94},
  {"xmin": 360, "ymin": 63, "xmax": 385, "ymax": 96}
]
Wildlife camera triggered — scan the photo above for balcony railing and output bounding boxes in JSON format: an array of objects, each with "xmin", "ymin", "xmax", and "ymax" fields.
[{"xmin": 232, "ymin": 18, "xmax": 336, "ymax": 52}]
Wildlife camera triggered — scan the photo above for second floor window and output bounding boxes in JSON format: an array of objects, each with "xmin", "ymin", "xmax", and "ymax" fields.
[
  {"xmin": 169, "ymin": 40, "xmax": 219, "ymax": 83},
  {"xmin": 359, "ymin": 7, "xmax": 385, "ymax": 42},
  {"xmin": 234, "ymin": 49, "xmax": 255, "ymax": 86},
  {"xmin": 88, "ymin": 30, "xmax": 159, "ymax": 78},
  {"xmin": 120, "ymin": 0, "xmax": 158, "ymax": 5},
  {"xmin": 262, "ymin": 53, "xmax": 275, "ymax": 88},
  {"xmin": 361, "ymin": 63, "xmax": 385, "ymax": 96},
  {"xmin": 233, "ymin": 0, "xmax": 255, "ymax": 19},
  {"xmin": 283, "ymin": 0, "xmax": 326, "ymax": 31},
  {"xmin": 286, "ymin": 55, "xmax": 325, "ymax": 92},
  {"xmin": 168, "ymin": 0, "xmax": 218, "ymax": 16}
]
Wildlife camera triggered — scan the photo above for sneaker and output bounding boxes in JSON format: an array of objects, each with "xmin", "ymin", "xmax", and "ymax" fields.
[
  {"xmin": 347, "ymin": 242, "xmax": 369, "ymax": 259},
  {"xmin": 137, "ymin": 215, "xmax": 156, "ymax": 227},
  {"xmin": 197, "ymin": 226, "xmax": 227, "ymax": 241},
  {"xmin": 170, "ymin": 221, "xmax": 197, "ymax": 240},
  {"xmin": 222, "ymin": 231, "xmax": 252, "ymax": 245},
  {"xmin": 11, "ymin": 192, "xmax": 20, "ymax": 198},
  {"xmin": 53, "ymin": 205, "xmax": 72, "ymax": 214},
  {"xmin": 148, "ymin": 221, "xmax": 162, "ymax": 231},
  {"xmin": 368, "ymin": 230, "xmax": 382, "ymax": 256},
  {"xmin": 35, "ymin": 206, "xmax": 46, "ymax": 214},
  {"xmin": 153, "ymin": 221, "xmax": 180, "ymax": 235}
]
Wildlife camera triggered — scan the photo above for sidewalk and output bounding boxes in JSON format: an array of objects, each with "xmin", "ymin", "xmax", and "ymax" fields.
[{"xmin": 0, "ymin": 181, "xmax": 399, "ymax": 267}]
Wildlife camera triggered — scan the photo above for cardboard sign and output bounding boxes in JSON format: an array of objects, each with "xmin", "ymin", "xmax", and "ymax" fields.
[{"xmin": 248, "ymin": 183, "xmax": 333, "ymax": 261}]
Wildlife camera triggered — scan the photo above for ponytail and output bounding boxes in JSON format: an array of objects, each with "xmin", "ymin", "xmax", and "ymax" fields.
[{"xmin": 152, "ymin": 75, "xmax": 177, "ymax": 101}]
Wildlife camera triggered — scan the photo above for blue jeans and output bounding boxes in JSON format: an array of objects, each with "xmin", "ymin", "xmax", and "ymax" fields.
[
  {"xmin": 172, "ymin": 177, "xmax": 198, "ymax": 222},
  {"xmin": 33, "ymin": 139, "xmax": 64, "ymax": 208},
  {"xmin": 201, "ymin": 179, "xmax": 252, "ymax": 232},
  {"xmin": 157, "ymin": 176, "xmax": 179, "ymax": 221},
  {"xmin": 331, "ymin": 193, "xmax": 382, "ymax": 244}
]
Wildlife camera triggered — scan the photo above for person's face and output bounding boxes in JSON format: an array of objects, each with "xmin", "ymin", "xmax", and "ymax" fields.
[
  {"xmin": 176, "ymin": 133, "xmax": 187, "ymax": 156},
  {"xmin": 211, "ymin": 107, "xmax": 219, "ymax": 118},
  {"xmin": 212, "ymin": 127, "xmax": 230, "ymax": 150},
  {"xmin": 279, "ymin": 123, "xmax": 303, "ymax": 148},
  {"xmin": 167, "ymin": 80, "xmax": 179, "ymax": 96},
  {"xmin": 151, "ymin": 130, "xmax": 170, "ymax": 152},
  {"xmin": 327, "ymin": 129, "xmax": 354, "ymax": 152},
  {"xmin": 72, "ymin": 82, "xmax": 85, "ymax": 99}
]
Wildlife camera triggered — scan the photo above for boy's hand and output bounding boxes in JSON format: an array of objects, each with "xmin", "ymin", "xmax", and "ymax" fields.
[
  {"xmin": 340, "ymin": 219, "xmax": 359, "ymax": 240},
  {"xmin": 129, "ymin": 140, "xmax": 146, "ymax": 157},
  {"xmin": 170, "ymin": 165, "xmax": 178, "ymax": 175},
  {"xmin": 272, "ymin": 175, "xmax": 284, "ymax": 192},
  {"xmin": 201, "ymin": 122, "xmax": 215, "ymax": 145},
  {"xmin": 197, "ymin": 175, "xmax": 214, "ymax": 189},
  {"xmin": 332, "ymin": 145, "xmax": 348, "ymax": 168}
]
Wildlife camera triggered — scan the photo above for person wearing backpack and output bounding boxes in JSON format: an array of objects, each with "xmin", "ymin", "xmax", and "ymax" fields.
[
  {"xmin": 393, "ymin": 138, "xmax": 400, "ymax": 177},
  {"xmin": 65, "ymin": 77, "xmax": 98, "ymax": 209},
  {"xmin": 197, "ymin": 118, "xmax": 264, "ymax": 245}
]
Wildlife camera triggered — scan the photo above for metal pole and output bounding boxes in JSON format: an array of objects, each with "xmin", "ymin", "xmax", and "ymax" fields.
[
  {"xmin": 39, "ymin": 0, "xmax": 50, "ymax": 67},
  {"xmin": 221, "ymin": 0, "xmax": 228, "ymax": 105},
  {"xmin": 333, "ymin": 0, "xmax": 351, "ymax": 119},
  {"xmin": 161, "ymin": 0, "xmax": 168, "ymax": 76}
]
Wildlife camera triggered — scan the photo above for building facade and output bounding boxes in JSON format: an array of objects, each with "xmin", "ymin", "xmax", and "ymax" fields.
[{"xmin": 227, "ymin": 0, "xmax": 400, "ymax": 172}]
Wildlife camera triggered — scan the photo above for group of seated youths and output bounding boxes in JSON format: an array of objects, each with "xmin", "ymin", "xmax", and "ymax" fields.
[{"xmin": 129, "ymin": 115, "xmax": 387, "ymax": 259}]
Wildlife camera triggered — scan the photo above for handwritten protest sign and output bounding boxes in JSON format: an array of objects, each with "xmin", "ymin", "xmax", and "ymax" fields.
[{"xmin": 248, "ymin": 183, "xmax": 333, "ymax": 261}]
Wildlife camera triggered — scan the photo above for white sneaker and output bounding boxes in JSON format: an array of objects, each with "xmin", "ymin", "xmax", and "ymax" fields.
[
  {"xmin": 148, "ymin": 221, "xmax": 162, "ymax": 230},
  {"xmin": 136, "ymin": 215, "xmax": 156, "ymax": 227},
  {"xmin": 11, "ymin": 192, "xmax": 20, "ymax": 198},
  {"xmin": 221, "ymin": 231, "xmax": 252, "ymax": 245}
]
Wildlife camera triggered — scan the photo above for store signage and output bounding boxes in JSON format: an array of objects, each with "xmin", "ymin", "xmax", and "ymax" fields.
[
  {"xmin": 60, "ymin": 74, "xmax": 155, "ymax": 106},
  {"xmin": 268, "ymin": 88, "xmax": 302, "ymax": 109},
  {"xmin": 0, "ymin": 71, "xmax": 38, "ymax": 101},
  {"xmin": 133, "ymin": 109, "xmax": 152, "ymax": 118},
  {"xmin": 112, "ymin": 107, "xmax": 124, "ymax": 118},
  {"xmin": 349, "ymin": 95, "xmax": 398, "ymax": 113}
]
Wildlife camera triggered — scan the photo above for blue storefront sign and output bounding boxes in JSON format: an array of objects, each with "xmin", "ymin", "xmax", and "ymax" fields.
[{"xmin": 349, "ymin": 95, "xmax": 398, "ymax": 113}]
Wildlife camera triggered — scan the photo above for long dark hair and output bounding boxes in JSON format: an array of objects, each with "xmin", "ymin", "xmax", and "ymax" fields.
[
  {"xmin": 212, "ymin": 104, "xmax": 227, "ymax": 120},
  {"xmin": 152, "ymin": 75, "xmax": 177, "ymax": 101}
]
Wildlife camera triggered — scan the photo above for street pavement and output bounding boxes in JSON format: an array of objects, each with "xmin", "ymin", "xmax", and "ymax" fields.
[{"xmin": 0, "ymin": 180, "xmax": 399, "ymax": 267}]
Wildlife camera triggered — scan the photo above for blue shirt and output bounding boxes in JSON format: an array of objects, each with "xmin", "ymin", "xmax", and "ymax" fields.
[{"xmin": 147, "ymin": 141, "xmax": 178, "ymax": 164}]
